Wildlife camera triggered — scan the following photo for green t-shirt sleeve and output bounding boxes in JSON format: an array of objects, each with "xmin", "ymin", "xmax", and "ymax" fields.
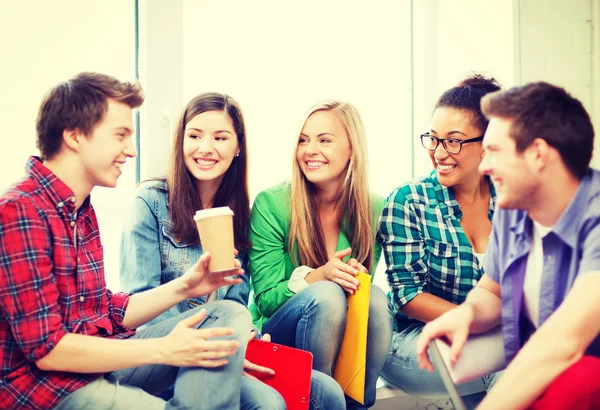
[{"xmin": 248, "ymin": 188, "xmax": 295, "ymax": 319}]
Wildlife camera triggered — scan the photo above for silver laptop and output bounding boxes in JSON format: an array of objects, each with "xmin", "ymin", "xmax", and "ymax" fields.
[{"xmin": 428, "ymin": 340, "xmax": 467, "ymax": 410}]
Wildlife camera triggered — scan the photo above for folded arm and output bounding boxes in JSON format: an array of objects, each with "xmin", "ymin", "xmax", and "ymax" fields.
[{"xmin": 379, "ymin": 189, "xmax": 456, "ymax": 322}]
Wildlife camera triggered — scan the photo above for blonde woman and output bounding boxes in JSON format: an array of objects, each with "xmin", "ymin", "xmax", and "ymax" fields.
[{"xmin": 248, "ymin": 101, "xmax": 392, "ymax": 409}]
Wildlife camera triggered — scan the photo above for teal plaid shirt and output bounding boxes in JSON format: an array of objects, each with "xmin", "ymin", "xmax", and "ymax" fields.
[{"xmin": 378, "ymin": 171, "xmax": 496, "ymax": 328}]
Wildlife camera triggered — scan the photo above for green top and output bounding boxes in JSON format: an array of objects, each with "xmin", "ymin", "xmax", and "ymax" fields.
[{"xmin": 248, "ymin": 181, "xmax": 385, "ymax": 330}]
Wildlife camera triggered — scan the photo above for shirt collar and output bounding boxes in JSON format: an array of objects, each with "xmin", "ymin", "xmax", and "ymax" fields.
[
  {"xmin": 26, "ymin": 156, "xmax": 80, "ymax": 212},
  {"xmin": 431, "ymin": 171, "xmax": 460, "ymax": 219},
  {"xmin": 550, "ymin": 169, "xmax": 594, "ymax": 248},
  {"xmin": 431, "ymin": 171, "xmax": 496, "ymax": 221},
  {"xmin": 509, "ymin": 169, "xmax": 595, "ymax": 248}
]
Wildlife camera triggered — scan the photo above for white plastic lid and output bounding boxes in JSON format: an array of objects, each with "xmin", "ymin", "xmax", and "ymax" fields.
[{"xmin": 193, "ymin": 206, "xmax": 234, "ymax": 220}]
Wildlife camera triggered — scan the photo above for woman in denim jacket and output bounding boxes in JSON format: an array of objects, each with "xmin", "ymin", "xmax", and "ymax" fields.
[
  {"xmin": 120, "ymin": 92, "xmax": 345, "ymax": 410},
  {"xmin": 120, "ymin": 93, "xmax": 251, "ymax": 326}
]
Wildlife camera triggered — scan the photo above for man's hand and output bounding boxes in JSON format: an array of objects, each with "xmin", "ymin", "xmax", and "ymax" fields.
[
  {"xmin": 179, "ymin": 252, "xmax": 244, "ymax": 299},
  {"xmin": 416, "ymin": 303, "xmax": 475, "ymax": 371},
  {"xmin": 243, "ymin": 332, "xmax": 275, "ymax": 380},
  {"xmin": 159, "ymin": 309, "xmax": 240, "ymax": 368}
]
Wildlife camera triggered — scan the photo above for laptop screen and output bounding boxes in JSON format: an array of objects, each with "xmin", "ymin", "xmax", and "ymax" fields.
[{"xmin": 428, "ymin": 340, "xmax": 467, "ymax": 410}]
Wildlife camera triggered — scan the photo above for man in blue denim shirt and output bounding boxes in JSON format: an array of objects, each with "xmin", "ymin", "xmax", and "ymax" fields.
[{"xmin": 416, "ymin": 82, "xmax": 600, "ymax": 409}]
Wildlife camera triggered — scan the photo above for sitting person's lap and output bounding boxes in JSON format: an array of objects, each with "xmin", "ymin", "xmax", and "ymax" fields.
[
  {"xmin": 53, "ymin": 301, "xmax": 271, "ymax": 410},
  {"xmin": 381, "ymin": 321, "xmax": 500, "ymax": 403}
]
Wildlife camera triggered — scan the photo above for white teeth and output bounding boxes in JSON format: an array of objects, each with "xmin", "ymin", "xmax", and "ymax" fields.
[
  {"xmin": 113, "ymin": 162, "xmax": 123, "ymax": 169},
  {"xmin": 196, "ymin": 159, "xmax": 217, "ymax": 166},
  {"xmin": 437, "ymin": 164, "xmax": 456, "ymax": 172},
  {"xmin": 307, "ymin": 161, "xmax": 325, "ymax": 169}
]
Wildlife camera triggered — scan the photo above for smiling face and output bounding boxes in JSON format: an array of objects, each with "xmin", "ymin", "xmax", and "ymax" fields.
[
  {"xmin": 78, "ymin": 98, "xmax": 137, "ymax": 189},
  {"xmin": 479, "ymin": 117, "xmax": 539, "ymax": 209},
  {"xmin": 428, "ymin": 107, "xmax": 485, "ymax": 189},
  {"xmin": 183, "ymin": 110, "xmax": 239, "ymax": 189},
  {"xmin": 296, "ymin": 110, "xmax": 352, "ymax": 191}
]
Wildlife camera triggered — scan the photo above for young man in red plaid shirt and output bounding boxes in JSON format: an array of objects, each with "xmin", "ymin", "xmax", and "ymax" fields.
[{"xmin": 0, "ymin": 72, "xmax": 260, "ymax": 410}]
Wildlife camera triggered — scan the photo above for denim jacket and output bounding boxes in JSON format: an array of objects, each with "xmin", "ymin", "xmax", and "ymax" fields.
[{"xmin": 120, "ymin": 180, "xmax": 249, "ymax": 327}]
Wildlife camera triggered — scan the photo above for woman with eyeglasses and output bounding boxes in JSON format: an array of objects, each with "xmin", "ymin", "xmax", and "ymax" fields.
[{"xmin": 378, "ymin": 75, "xmax": 501, "ymax": 407}]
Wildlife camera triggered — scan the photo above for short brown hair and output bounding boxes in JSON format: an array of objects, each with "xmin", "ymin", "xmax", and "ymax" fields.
[
  {"xmin": 481, "ymin": 82, "xmax": 594, "ymax": 179},
  {"xmin": 36, "ymin": 72, "xmax": 144, "ymax": 160}
]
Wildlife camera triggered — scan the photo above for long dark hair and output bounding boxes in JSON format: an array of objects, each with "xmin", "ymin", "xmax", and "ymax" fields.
[{"xmin": 167, "ymin": 92, "xmax": 251, "ymax": 251}]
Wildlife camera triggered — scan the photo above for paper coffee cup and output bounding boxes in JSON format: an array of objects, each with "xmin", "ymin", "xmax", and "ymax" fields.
[{"xmin": 193, "ymin": 206, "xmax": 235, "ymax": 272}]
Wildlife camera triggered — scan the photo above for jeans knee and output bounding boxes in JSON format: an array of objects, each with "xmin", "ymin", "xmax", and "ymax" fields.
[
  {"xmin": 258, "ymin": 391, "xmax": 286, "ymax": 410},
  {"xmin": 202, "ymin": 300, "xmax": 252, "ymax": 338},
  {"xmin": 369, "ymin": 285, "xmax": 393, "ymax": 334},
  {"xmin": 243, "ymin": 380, "xmax": 287, "ymax": 410},
  {"xmin": 305, "ymin": 281, "xmax": 347, "ymax": 323},
  {"xmin": 310, "ymin": 370, "xmax": 346, "ymax": 410},
  {"xmin": 369, "ymin": 285, "xmax": 392, "ymax": 316}
]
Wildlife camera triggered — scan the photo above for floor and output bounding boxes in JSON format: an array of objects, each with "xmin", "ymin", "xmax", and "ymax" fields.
[{"xmin": 372, "ymin": 384, "xmax": 455, "ymax": 410}]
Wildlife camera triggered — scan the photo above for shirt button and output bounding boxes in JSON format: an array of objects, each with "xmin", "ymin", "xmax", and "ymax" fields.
[
  {"xmin": 79, "ymin": 296, "xmax": 84, "ymax": 302},
  {"xmin": 57, "ymin": 201, "xmax": 64, "ymax": 208},
  {"xmin": 71, "ymin": 196, "xmax": 76, "ymax": 203},
  {"xmin": 70, "ymin": 221, "xmax": 75, "ymax": 227}
]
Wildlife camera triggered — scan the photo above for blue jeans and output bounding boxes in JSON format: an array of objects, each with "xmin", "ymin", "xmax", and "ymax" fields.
[
  {"xmin": 380, "ymin": 322, "xmax": 501, "ymax": 410},
  {"xmin": 52, "ymin": 300, "xmax": 286, "ymax": 410},
  {"xmin": 263, "ymin": 281, "xmax": 393, "ymax": 409},
  {"xmin": 149, "ymin": 369, "xmax": 345, "ymax": 410},
  {"xmin": 308, "ymin": 370, "xmax": 347, "ymax": 410}
]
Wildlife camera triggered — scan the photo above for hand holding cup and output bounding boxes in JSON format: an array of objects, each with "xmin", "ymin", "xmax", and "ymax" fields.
[
  {"xmin": 194, "ymin": 206, "xmax": 237, "ymax": 272},
  {"xmin": 180, "ymin": 252, "xmax": 243, "ymax": 299}
]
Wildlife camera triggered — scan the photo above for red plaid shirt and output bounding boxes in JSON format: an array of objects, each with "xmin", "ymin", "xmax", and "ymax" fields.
[{"xmin": 0, "ymin": 157, "xmax": 134, "ymax": 410}]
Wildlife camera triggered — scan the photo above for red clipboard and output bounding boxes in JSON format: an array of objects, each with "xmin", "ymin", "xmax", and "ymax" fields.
[{"xmin": 246, "ymin": 339, "xmax": 313, "ymax": 410}]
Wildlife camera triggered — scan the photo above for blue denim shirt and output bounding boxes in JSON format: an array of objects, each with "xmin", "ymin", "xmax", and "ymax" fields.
[
  {"xmin": 120, "ymin": 180, "xmax": 249, "ymax": 326},
  {"xmin": 484, "ymin": 168, "xmax": 600, "ymax": 364}
]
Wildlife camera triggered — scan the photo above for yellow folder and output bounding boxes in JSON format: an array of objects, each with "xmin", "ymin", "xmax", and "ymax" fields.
[{"xmin": 333, "ymin": 271, "xmax": 371, "ymax": 404}]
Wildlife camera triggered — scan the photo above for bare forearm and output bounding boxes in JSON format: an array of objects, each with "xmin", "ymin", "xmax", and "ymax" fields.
[
  {"xmin": 401, "ymin": 293, "xmax": 457, "ymax": 322},
  {"xmin": 36, "ymin": 333, "xmax": 164, "ymax": 373},
  {"xmin": 123, "ymin": 278, "xmax": 187, "ymax": 329},
  {"xmin": 478, "ymin": 274, "xmax": 600, "ymax": 410},
  {"xmin": 478, "ymin": 328, "xmax": 580, "ymax": 410},
  {"xmin": 464, "ymin": 279, "xmax": 502, "ymax": 334}
]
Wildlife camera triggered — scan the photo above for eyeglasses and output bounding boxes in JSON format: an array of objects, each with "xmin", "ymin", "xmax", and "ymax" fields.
[{"xmin": 420, "ymin": 133, "xmax": 484, "ymax": 154}]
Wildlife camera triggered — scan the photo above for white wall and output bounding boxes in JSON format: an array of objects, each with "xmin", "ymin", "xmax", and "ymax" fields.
[
  {"xmin": 412, "ymin": 0, "xmax": 516, "ymax": 177},
  {"xmin": 137, "ymin": 0, "xmax": 184, "ymax": 183},
  {"xmin": 517, "ymin": 0, "xmax": 600, "ymax": 169},
  {"xmin": 0, "ymin": 0, "xmax": 136, "ymax": 290},
  {"xmin": 138, "ymin": 0, "xmax": 414, "ymax": 201},
  {"xmin": 182, "ymin": 0, "xmax": 414, "ymax": 200}
]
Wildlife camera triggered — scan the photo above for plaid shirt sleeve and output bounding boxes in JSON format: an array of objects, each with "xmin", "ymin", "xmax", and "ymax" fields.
[
  {"xmin": 0, "ymin": 200, "xmax": 68, "ymax": 362},
  {"xmin": 106, "ymin": 289, "xmax": 131, "ymax": 332},
  {"xmin": 378, "ymin": 187, "xmax": 428, "ymax": 308}
]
